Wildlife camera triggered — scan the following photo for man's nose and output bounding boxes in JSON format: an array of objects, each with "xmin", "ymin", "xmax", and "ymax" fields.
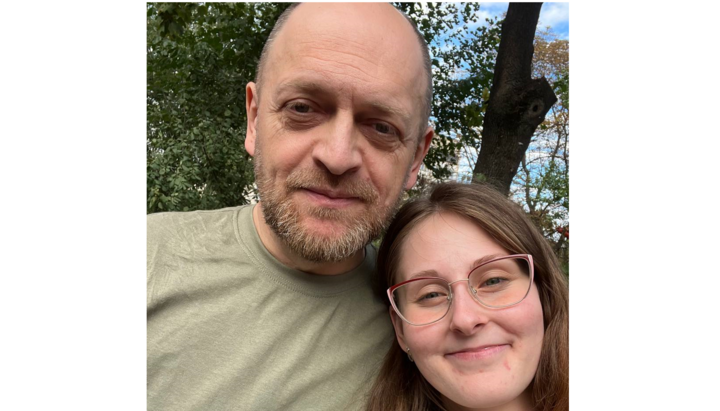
[
  {"xmin": 448, "ymin": 281, "xmax": 490, "ymax": 335},
  {"xmin": 312, "ymin": 113, "xmax": 362, "ymax": 176}
]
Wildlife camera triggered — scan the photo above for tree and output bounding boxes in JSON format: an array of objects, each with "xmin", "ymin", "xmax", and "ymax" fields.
[
  {"xmin": 472, "ymin": 3, "xmax": 557, "ymax": 195},
  {"xmin": 147, "ymin": 3, "xmax": 291, "ymax": 213}
]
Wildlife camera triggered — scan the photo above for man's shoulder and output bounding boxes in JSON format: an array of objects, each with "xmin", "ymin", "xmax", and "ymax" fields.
[
  {"xmin": 147, "ymin": 205, "xmax": 249, "ymax": 224},
  {"xmin": 148, "ymin": 205, "xmax": 250, "ymax": 236},
  {"xmin": 147, "ymin": 205, "xmax": 256, "ymax": 262},
  {"xmin": 147, "ymin": 205, "xmax": 255, "ymax": 297}
]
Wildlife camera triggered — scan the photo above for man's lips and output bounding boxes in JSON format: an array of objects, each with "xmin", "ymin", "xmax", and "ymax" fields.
[
  {"xmin": 300, "ymin": 188, "xmax": 363, "ymax": 207},
  {"xmin": 445, "ymin": 344, "xmax": 510, "ymax": 360},
  {"xmin": 304, "ymin": 187, "xmax": 358, "ymax": 200}
]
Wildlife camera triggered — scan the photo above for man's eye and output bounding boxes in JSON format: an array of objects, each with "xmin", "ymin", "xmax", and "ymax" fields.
[
  {"xmin": 374, "ymin": 123, "xmax": 391, "ymax": 134},
  {"xmin": 288, "ymin": 102, "xmax": 312, "ymax": 113},
  {"xmin": 371, "ymin": 122, "xmax": 398, "ymax": 137}
]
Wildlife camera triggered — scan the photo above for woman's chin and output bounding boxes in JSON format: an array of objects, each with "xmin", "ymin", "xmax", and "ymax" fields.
[{"xmin": 439, "ymin": 383, "xmax": 533, "ymax": 411}]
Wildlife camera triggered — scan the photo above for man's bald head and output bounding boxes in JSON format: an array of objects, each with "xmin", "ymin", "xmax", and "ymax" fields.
[{"xmin": 254, "ymin": 3, "xmax": 433, "ymax": 137}]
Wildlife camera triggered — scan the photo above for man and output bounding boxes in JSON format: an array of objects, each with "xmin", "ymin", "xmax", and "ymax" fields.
[{"xmin": 148, "ymin": 3, "xmax": 434, "ymax": 410}]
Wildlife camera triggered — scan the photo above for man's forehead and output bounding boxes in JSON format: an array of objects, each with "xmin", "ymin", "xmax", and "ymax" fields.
[
  {"xmin": 265, "ymin": 6, "xmax": 425, "ymax": 103},
  {"xmin": 272, "ymin": 3, "xmax": 423, "ymax": 76},
  {"xmin": 286, "ymin": 3, "xmax": 406, "ymax": 34}
]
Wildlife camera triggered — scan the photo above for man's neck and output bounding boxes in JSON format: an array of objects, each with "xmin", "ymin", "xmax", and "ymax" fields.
[{"xmin": 251, "ymin": 203, "xmax": 366, "ymax": 275}]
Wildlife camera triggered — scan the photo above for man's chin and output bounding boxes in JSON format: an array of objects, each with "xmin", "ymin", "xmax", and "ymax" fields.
[
  {"xmin": 301, "ymin": 219, "xmax": 343, "ymax": 235},
  {"xmin": 279, "ymin": 211, "xmax": 377, "ymax": 263},
  {"xmin": 261, "ymin": 193, "xmax": 387, "ymax": 263},
  {"xmin": 294, "ymin": 211, "xmax": 364, "ymax": 241}
]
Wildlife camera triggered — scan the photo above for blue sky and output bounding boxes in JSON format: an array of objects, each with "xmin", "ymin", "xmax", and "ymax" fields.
[{"xmin": 473, "ymin": 2, "xmax": 569, "ymax": 40}]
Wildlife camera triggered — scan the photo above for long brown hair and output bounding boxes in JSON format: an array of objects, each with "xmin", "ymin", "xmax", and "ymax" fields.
[{"xmin": 367, "ymin": 182, "xmax": 569, "ymax": 411}]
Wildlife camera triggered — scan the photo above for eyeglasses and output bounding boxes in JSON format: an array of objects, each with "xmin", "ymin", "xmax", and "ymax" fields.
[{"xmin": 387, "ymin": 254, "xmax": 534, "ymax": 326}]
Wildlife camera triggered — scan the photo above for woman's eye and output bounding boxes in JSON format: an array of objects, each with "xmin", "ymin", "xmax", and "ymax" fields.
[
  {"xmin": 483, "ymin": 278, "xmax": 504, "ymax": 287},
  {"xmin": 421, "ymin": 292, "xmax": 441, "ymax": 300}
]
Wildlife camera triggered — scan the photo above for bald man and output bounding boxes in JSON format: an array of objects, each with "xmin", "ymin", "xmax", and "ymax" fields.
[{"xmin": 147, "ymin": 3, "xmax": 434, "ymax": 410}]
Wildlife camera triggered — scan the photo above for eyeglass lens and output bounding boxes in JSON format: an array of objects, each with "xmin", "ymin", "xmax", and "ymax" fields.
[{"xmin": 391, "ymin": 257, "xmax": 531, "ymax": 325}]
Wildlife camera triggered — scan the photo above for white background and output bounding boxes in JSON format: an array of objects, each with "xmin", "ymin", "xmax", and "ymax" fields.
[{"xmin": 1, "ymin": 1, "xmax": 718, "ymax": 409}]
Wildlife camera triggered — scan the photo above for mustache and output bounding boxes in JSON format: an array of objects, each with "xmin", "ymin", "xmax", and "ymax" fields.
[{"xmin": 285, "ymin": 169, "xmax": 379, "ymax": 204}]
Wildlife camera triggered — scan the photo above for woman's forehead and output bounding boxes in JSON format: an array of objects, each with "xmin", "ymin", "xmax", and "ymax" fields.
[{"xmin": 396, "ymin": 212, "xmax": 508, "ymax": 280}]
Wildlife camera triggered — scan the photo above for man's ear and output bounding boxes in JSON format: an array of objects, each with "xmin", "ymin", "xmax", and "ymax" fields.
[
  {"xmin": 404, "ymin": 126, "xmax": 434, "ymax": 190},
  {"xmin": 389, "ymin": 306, "xmax": 408, "ymax": 350},
  {"xmin": 245, "ymin": 82, "xmax": 259, "ymax": 157}
]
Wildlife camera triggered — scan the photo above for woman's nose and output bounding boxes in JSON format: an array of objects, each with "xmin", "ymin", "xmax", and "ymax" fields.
[{"xmin": 447, "ymin": 280, "xmax": 490, "ymax": 335}]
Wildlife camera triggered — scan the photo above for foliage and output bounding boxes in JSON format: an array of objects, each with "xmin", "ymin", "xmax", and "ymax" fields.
[
  {"xmin": 147, "ymin": 3, "xmax": 290, "ymax": 213},
  {"xmin": 396, "ymin": 3, "xmax": 503, "ymax": 181}
]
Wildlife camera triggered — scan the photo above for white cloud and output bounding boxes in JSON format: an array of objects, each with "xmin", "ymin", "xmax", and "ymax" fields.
[
  {"xmin": 538, "ymin": 2, "xmax": 569, "ymax": 30},
  {"xmin": 467, "ymin": 3, "xmax": 568, "ymax": 39}
]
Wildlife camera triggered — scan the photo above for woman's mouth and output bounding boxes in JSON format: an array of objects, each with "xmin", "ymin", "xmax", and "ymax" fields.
[{"xmin": 445, "ymin": 344, "xmax": 510, "ymax": 361}]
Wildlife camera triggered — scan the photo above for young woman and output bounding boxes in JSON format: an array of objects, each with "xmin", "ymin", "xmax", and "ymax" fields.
[{"xmin": 367, "ymin": 182, "xmax": 568, "ymax": 411}]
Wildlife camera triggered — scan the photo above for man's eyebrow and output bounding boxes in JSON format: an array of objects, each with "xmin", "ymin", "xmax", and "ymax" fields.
[
  {"xmin": 364, "ymin": 101, "xmax": 410, "ymax": 121},
  {"xmin": 274, "ymin": 80, "xmax": 331, "ymax": 97}
]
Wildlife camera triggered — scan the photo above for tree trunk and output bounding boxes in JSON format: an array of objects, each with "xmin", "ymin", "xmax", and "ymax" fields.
[{"xmin": 472, "ymin": 2, "xmax": 557, "ymax": 195}]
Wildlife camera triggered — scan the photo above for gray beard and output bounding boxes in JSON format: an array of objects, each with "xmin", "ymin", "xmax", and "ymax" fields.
[{"xmin": 253, "ymin": 147, "xmax": 408, "ymax": 263}]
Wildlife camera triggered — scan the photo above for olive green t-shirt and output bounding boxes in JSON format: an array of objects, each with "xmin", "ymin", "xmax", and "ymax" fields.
[{"xmin": 147, "ymin": 205, "xmax": 393, "ymax": 411}]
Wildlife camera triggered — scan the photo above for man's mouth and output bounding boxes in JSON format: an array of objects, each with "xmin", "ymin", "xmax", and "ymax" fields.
[
  {"xmin": 300, "ymin": 187, "xmax": 364, "ymax": 208},
  {"xmin": 284, "ymin": 168, "xmax": 379, "ymax": 205},
  {"xmin": 304, "ymin": 187, "xmax": 358, "ymax": 200}
]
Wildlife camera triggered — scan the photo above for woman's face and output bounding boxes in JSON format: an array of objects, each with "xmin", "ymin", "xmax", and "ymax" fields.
[{"xmin": 390, "ymin": 212, "xmax": 545, "ymax": 410}]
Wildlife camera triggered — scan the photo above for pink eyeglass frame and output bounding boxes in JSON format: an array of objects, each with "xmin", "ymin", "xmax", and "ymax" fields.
[{"xmin": 387, "ymin": 254, "xmax": 535, "ymax": 326}]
